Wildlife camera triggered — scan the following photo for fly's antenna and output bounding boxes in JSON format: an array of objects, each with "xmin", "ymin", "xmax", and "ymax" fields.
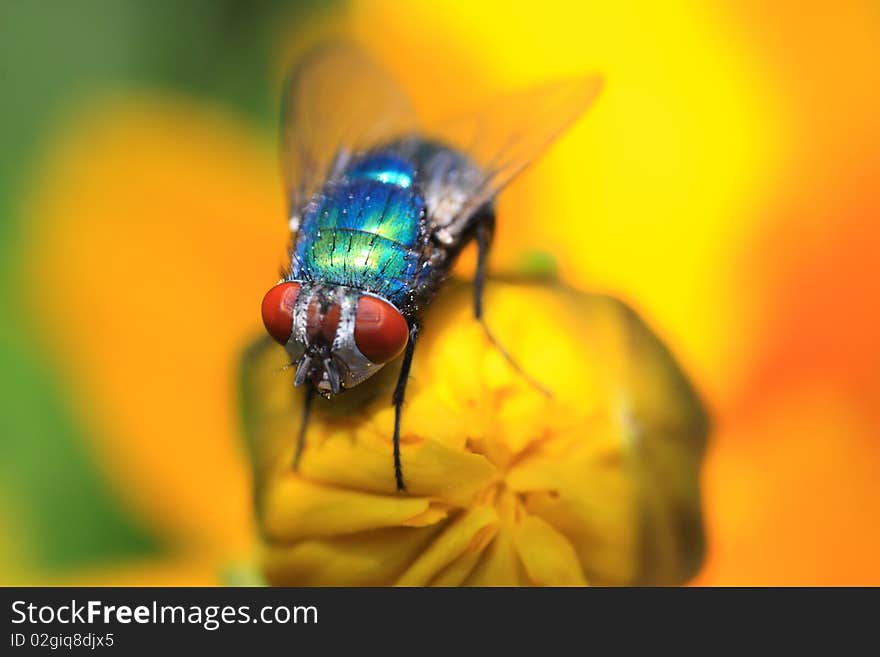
[{"xmin": 293, "ymin": 384, "xmax": 316, "ymax": 470}]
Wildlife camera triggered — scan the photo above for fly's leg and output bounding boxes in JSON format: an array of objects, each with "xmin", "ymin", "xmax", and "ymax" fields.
[
  {"xmin": 474, "ymin": 215, "xmax": 552, "ymax": 398},
  {"xmin": 391, "ymin": 322, "xmax": 420, "ymax": 492},
  {"xmin": 472, "ymin": 211, "xmax": 496, "ymax": 321},
  {"xmin": 293, "ymin": 383, "xmax": 316, "ymax": 469}
]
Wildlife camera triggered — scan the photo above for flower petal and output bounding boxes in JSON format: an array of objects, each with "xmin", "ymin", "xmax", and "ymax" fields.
[
  {"xmin": 507, "ymin": 418, "xmax": 638, "ymax": 585},
  {"xmin": 514, "ymin": 514, "xmax": 587, "ymax": 586},
  {"xmin": 262, "ymin": 526, "xmax": 443, "ymax": 586},
  {"xmin": 428, "ymin": 548, "xmax": 485, "ymax": 586},
  {"xmin": 261, "ymin": 476, "xmax": 444, "ymax": 543},
  {"xmin": 461, "ymin": 528, "xmax": 522, "ymax": 586},
  {"xmin": 396, "ymin": 505, "xmax": 499, "ymax": 586}
]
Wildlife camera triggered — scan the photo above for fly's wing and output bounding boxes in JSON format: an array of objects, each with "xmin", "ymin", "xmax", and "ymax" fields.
[
  {"xmin": 420, "ymin": 76, "xmax": 603, "ymax": 243},
  {"xmin": 281, "ymin": 43, "xmax": 418, "ymax": 230}
]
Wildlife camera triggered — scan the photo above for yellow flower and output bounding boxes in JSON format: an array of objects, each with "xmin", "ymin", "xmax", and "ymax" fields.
[{"xmin": 243, "ymin": 279, "xmax": 707, "ymax": 586}]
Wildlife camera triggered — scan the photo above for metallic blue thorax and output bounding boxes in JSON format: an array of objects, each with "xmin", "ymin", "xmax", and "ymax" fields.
[{"xmin": 291, "ymin": 151, "xmax": 425, "ymax": 307}]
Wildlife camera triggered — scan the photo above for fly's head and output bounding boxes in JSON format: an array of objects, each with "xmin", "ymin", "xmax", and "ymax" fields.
[{"xmin": 261, "ymin": 281, "xmax": 409, "ymax": 397}]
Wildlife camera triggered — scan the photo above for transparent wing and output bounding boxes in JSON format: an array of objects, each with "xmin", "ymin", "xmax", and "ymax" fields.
[
  {"xmin": 421, "ymin": 75, "xmax": 603, "ymax": 239},
  {"xmin": 280, "ymin": 43, "xmax": 418, "ymax": 226}
]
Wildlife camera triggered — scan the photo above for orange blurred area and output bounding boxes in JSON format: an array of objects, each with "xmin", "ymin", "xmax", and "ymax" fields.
[
  {"xmin": 7, "ymin": 1, "xmax": 880, "ymax": 585},
  {"xmin": 694, "ymin": 2, "xmax": 880, "ymax": 584},
  {"xmin": 696, "ymin": 386, "xmax": 880, "ymax": 586},
  {"xmin": 17, "ymin": 102, "xmax": 283, "ymax": 580}
]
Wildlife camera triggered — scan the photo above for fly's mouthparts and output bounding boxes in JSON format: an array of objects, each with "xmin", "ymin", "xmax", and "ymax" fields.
[
  {"xmin": 294, "ymin": 355, "xmax": 312, "ymax": 387},
  {"xmin": 293, "ymin": 349, "xmax": 344, "ymax": 396}
]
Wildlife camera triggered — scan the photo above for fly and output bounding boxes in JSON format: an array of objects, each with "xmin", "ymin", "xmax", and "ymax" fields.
[{"xmin": 260, "ymin": 44, "xmax": 602, "ymax": 491}]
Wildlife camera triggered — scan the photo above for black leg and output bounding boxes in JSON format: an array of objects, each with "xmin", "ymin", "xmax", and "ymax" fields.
[
  {"xmin": 474, "ymin": 217, "xmax": 552, "ymax": 398},
  {"xmin": 473, "ymin": 212, "xmax": 494, "ymax": 321},
  {"xmin": 391, "ymin": 322, "xmax": 420, "ymax": 491},
  {"xmin": 293, "ymin": 383, "xmax": 316, "ymax": 469}
]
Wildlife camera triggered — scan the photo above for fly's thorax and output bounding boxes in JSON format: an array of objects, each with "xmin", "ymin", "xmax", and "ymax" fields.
[{"xmin": 261, "ymin": 281, "xmax": 409, "ymax": 396}]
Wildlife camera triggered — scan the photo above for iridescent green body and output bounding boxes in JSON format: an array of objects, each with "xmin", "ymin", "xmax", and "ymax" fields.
[{"xmin": 291, "ymin": 151, "xmax": 427, "ymax": 307}]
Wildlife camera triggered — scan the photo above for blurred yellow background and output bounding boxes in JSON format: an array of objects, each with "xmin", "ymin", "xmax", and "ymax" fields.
[{"xmin": 1, "ymin": 1, "xmax": 878, "ymax": 585}]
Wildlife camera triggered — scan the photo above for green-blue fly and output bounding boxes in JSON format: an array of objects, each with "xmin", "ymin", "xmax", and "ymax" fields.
[{"xmin": 260, "ymin": 44, "xmax": 602, "ymax": 490}]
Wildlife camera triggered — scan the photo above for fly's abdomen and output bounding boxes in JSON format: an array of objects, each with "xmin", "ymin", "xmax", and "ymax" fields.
[{"xmin": 291, "ymin": 153, "xmax": 425, "ymax": 306}]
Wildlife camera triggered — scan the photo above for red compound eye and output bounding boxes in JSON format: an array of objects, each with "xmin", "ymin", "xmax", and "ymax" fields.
[
  {"xmin": 261, "ymin": 282, "xmax": 301, "ymax": 345},
  {"xmin": 354, "ymin": 295, "xmax": 408, "ymax": 363}
]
